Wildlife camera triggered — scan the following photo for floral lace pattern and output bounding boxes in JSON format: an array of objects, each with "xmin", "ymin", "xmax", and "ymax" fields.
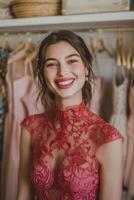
[{"xmin": 21, "ymin": 102, "xmax": 123, "ymax": 200}]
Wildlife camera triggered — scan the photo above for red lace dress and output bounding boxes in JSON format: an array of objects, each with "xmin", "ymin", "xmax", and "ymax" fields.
[{"xmin": 21, "ymin": 102, "xmax": 123, "ymax": 200}]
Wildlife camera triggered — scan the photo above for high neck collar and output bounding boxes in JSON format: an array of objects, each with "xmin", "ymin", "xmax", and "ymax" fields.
[{"xmin": 52, "ymin": 101, "xmax": 87, "ymax": 122}]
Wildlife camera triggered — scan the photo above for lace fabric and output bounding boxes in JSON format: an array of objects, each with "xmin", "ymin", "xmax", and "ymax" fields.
[{"xmin": 21, "ymin": 102, "xmax": 123, "ymax": 200}]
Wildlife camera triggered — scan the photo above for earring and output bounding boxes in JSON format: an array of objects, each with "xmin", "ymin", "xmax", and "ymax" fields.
[{"xmin": 85, "ymin": 75, "xmax": 88, "ymax": 81}]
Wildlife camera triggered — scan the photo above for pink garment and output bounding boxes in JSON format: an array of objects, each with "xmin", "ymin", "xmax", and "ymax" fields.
[
  {"xmin": 124, "ymin": 86, "xmax": 134, "ymax": 196},
  {"xmin": 21, "ymin": 81, "xmax": 44, "ymax": 115},
  {"xmin": 90, "ymin": 77, "xmax": 103, "ymax": 115},
  {"xmin": 1, "ymin": 50, "xmax": 27, "ymax": 200},
  {"xmin": 1, "ymin": 52, "xmax": 44, "ymax": 200},
  {"xmin": 21, "ymin": 102, "xmax": 123, "ymax": 200},
  {"xmin": 4, "ymin": 76, "xmax": 32, "ymax": 200},
  {"xmin": 21, "ymin": 60, "xmax": 44, "ymax": 115}
]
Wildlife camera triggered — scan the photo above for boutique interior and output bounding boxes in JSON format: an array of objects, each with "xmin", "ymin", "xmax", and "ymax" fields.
[{"xmin": 0, "ymin": 0, "xmax": 134, "ymax": 199}]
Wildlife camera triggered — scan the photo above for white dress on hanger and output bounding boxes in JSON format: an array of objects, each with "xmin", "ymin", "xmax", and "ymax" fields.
[{"xmin": 110, "ymin": 67, "xmax": 128, "ymax": 160}]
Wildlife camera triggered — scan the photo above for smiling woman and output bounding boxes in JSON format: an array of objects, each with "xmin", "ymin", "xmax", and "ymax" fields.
[
  {"xmin": 43, "ymin": 41, "xmax": 89, "ymax": 106},
  {"xmin": 37, "ymin": 30, "xmax": 93, "ymax": 109},
  {"xmin": 17, "ymin": 30, "xmax": 124, "ymax": 200}
]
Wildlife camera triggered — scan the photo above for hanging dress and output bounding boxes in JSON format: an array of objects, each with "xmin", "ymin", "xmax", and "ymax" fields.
[
  {"xmin": 0, "ymin": 47, "xmax": 10, "ymax": 194},
  {"xmin": 21, "ymin": 60, "xmax": 45, "ymax": 115},
  {"xmin": 124, "ymin": 84, "xmax": 134, "ymax": 197},
  {"xmin": 0, "ymin": 47, "xmax": 10, "ymax": 160},
  {"xmin": 90, "ymin": 77, "xmax": 103, "ymax": 115},
  {"xmin": 1, "ymin": 49, "xmax": 43, "ymax": 200},
  {"xmin": 89, "ymin": 49, "xmax": 104, "ymax": 116},
  {"xmin": 110, "ymin": 65, "xmax": 128, "ymax": 161}
]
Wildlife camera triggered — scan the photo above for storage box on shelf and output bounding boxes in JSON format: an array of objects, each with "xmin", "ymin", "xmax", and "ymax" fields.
[{"xmin": 62, "ymin": 0, "xmax": 134, "ymax": 15}]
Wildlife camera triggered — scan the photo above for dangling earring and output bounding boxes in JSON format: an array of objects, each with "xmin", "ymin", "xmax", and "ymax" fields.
[{"xmin": 85, "ymin": 75, "xmax": 88, "ymax": 81}]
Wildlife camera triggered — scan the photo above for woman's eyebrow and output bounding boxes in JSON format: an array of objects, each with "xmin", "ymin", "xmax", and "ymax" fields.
[
  {"xmin": 44, "ymin": 58, "xmax": 57, "ymax": 63},
  {"xmin": 65, "ymin": 53, "xmax": 80, "ymax": 59},
  {"xmin": 45, "ymin": 53, "xmax": 80, "ymax": 63}
]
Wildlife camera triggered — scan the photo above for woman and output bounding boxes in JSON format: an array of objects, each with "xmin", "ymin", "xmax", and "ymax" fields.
[{"xmin": 17, "ymin": 30, "xmax": 123, "ymax": 200}]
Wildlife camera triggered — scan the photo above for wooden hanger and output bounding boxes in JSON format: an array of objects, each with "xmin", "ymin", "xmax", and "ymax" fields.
[
  {"xmin": 115, "ymin": 37, "xmax": 127, "ymax": 85},
  {"xmin": 116, "ymin": 37, "xmax": 127, "ymax": 67},
  {"xmin": 88, "ymin": 37, "xmax": 95, "ymax": 57},
  {"xmin": 25, "ymin": 32, "xmax": 36, "ymax": 53},
  {"xmin": 25, "ymin": 48, "xmax": 38, "ymax": 63},
  {"xmin": 2, "ymin": 33, "xmax": 11, "ymax": 50},
  {"xmin": 95, "ymin": 29, "xmax": 113, "ymax": 57},
  {"xmin": 12, "ymin": 33, "xmax": 25, "ymax": 54},
  {"xmin": 88, "ymin": 36, "xmax": 101, "ymax": 76},
  {"xmin": 25, "ymin": 48, "xmax": 38, "ymax": 78},
  {"xmin": 25, "ymin": 33, "xmax": 37, "ymax": 63},
  {"xmin": 128, "ymin": 42, "xmax": 134, "ymax": 85}
]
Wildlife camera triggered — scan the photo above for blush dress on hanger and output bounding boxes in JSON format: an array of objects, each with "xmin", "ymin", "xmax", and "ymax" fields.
[
  {"xmin": 124, "ymin": 86, "xmax": 134, "ymax": 196},
  {"xmin": 21, "ymin": 102, "xmax": 123, "ymax": 200},
  {"xmin": 90, "ymin": 77, "xmax": 103, "ymax": 115},
  {"xmin": 2, "ymin": 50, "xmax": 32, "ymax": 200},
  {"xmin": 21, "ymin": 60, "xmax": 44, "ymax": 115},
  {"xmin": 1, "ymin": 51, "xmax": 44, "ymax": 200}
]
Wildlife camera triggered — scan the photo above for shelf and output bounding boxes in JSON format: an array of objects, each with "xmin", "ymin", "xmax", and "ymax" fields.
[{"xmin": 0, "ymin": 11, "xmax": 134, "ymax": 33}]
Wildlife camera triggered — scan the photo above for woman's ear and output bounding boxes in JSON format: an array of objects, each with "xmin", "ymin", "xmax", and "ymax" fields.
[{"xmin": 85, "ymin": 67, "xmax": 89, "ymax": 76}]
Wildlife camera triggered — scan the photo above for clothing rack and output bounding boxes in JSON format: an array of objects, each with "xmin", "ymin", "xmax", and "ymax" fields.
[{"xmin": 0, "ymin": 27, "xmax": 134, "ymax": 37}]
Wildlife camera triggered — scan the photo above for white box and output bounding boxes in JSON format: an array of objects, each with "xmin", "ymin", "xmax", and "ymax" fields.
[{"xmin": 62, "ymin": 0, "xmax": 134, "ymax": 15}]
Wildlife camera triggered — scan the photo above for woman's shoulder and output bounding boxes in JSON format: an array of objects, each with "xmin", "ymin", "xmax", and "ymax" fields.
[
  {"xmin": 88, "ymin": 111, "xmax": 124, "ymax": 150},
  {"xmin": 20, "ymin": 111, "xmax": 49, "ymax": 135}
]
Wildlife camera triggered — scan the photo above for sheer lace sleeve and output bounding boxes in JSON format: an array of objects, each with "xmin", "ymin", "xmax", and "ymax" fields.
[
  {"xmin": 20, "ymin": 113, "xmax": 46, "ymax": 137},
  {"xmin": 20, "ymin": 115, "xmax": 36, "ymax": 135},
  {"xmin": 89, "ymin": 120, "xmax": 124, "ymax": 153}
]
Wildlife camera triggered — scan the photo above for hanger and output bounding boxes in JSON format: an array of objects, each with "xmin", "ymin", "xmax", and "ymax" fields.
[
  {"xmin": 95, "ymin": 29, "xmax": 113, "ymax": 57},
  {"xmin": 25, "ymin": 32, "xmax": 36, "ymax": 52},
  {"xmin": 116, "ymin": 37, "xmax": 127, "ymax": 66},
  {"xmin": 25, "ymin": 30, "xmax": 38, "ymax": 70},
  {"xmin": 25, "ymin": 32, "xmax": 37, "ymax": 64},
  {"xmin": 115, "ymin": 37, "xmax": 127, "ymax": 86},
  {"xmin": 128, "ymin": 42, "xmax": 134, "ymax": 86},
  {"xmin": 25, "ymin": 48, "xmax": 38, "ymax": 63},
  {"xmin": 12, "ymin": 33, "xmax": 25, "ymax": 54},
  {"xmin": 2, "ymin": 32, "xmax": 11, "ymax": 50},
  {"xmin": 88, "ymin": 37, "xmax": 98, "ymax": 62},
  {"xmin": 88, "ymin": 30, "xmax": 101, "ymax": 76}
]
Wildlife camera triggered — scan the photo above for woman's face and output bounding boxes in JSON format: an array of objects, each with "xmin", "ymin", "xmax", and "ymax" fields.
[{"xmin": 44, "ymin": 41, "xmax": 88, "ymax": 102}]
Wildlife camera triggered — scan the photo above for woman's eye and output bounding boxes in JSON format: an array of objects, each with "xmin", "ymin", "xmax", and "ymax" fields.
[
  {"xmin": 68, "ymin": 60, "xmax": 78, "ymax": 64},
  {"xmin": 46, "ymin": 63, "xmax": 57, "ymax": 67}
]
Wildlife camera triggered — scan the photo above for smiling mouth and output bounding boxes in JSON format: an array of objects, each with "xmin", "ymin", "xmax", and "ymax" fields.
[{"xmin": 55, "ymin": 78, "xmax": 75, "ymax": 89}]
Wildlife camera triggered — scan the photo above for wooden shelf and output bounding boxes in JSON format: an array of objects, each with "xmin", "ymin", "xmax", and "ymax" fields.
[{"xmin": 0, "ymin": 11, "xmax": 134, "ymax": 33}]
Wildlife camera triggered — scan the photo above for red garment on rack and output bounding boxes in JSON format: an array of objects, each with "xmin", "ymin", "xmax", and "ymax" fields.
[{"xmin": 21, "ymin": 102, "xmax": 123, "ymax": 200}]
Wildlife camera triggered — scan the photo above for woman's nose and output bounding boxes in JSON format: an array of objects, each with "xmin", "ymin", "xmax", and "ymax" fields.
[{"xmin": 58, "ymin": 63, "xmax": 69, "ymax": 76}]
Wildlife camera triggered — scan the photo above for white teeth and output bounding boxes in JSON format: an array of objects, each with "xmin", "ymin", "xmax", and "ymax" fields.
[{"xmin": 56, "ymin": 80, "xmax": 74, "ymax": 86}]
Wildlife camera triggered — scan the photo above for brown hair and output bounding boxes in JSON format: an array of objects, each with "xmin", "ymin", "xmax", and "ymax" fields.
[{"xmin": 37, "ymin": 30, "xmax": 94, "ymax": 109}]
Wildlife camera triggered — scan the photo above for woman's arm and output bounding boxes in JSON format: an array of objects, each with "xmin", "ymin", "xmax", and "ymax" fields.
[
  {"xmin": 96, "ymin": 139, "xmax": 123, "ymax": 200},
  {"xmin": 16, "ymin": 128, "xmax": 34, "ymax": 200}
]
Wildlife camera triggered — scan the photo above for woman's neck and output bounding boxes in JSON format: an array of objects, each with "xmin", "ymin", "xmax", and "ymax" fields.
[{"xmin": 55, "ymin": 97, "xmax": 83, "ymax": 111}]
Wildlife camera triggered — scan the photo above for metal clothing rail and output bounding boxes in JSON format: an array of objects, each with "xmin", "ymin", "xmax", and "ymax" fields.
[{"xmin": 0, "ymin": 27, "xmax": 134, "ymax": 38}]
